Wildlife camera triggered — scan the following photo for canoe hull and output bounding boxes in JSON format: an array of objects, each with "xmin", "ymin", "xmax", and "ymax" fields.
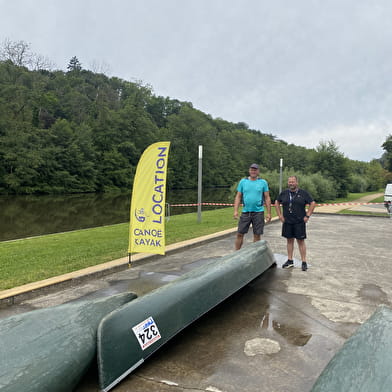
[
  {"xmin": 311, "ymin": 305, "xmax": 392, "ymax": 392},
  {"xmin": 98, "ymin": 240, "xmax": 275, "ymax": 391},
  {"xmin": 0, "ymin": 292, "xmax": 136, "ymax": 392}
]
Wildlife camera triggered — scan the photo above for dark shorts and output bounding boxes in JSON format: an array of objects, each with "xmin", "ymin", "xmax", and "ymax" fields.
[
  {"xmin": 237, "ymin": 212, "xmax": 265, "ymax": 235},
  {"xmin": 282, "ymin": 221, "xmax": 306, "ymax": 239}
]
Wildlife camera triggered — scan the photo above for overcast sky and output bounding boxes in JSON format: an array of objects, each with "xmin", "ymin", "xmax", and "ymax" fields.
[{"xmin": 1, "ymin": 0, "xmax": 391, "ymax": 162}]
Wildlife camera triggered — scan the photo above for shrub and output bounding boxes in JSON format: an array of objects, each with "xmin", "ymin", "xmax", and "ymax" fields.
[{"xmin": 349, "ymin": 174, "xmax": 369, "ymax": 193}]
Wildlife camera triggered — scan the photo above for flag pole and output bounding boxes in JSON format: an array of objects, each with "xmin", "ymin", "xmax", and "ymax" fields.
[{"xmin": 197, "ymin": 145, "xmax": 203, "ymax": 223}]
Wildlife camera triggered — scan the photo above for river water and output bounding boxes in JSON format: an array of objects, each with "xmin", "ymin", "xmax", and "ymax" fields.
[{"xmin": 0, "ymin": 188, "xmax": 233, "ymax": 241}]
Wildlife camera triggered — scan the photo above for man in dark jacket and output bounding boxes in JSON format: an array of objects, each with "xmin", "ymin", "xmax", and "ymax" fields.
[{"xmin": 275, "ymin": 176, "xmax": 316, "ymax": 271}]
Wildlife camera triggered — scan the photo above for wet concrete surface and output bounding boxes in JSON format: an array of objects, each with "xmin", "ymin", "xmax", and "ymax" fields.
[{"xmin": 1, "ymin": 214, "xmax": 391, "ymax": 391}]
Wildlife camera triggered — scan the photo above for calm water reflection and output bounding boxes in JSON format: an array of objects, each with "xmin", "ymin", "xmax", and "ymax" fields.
[{"xmin": 0, "ymin": 188, "xmax": 233, "ymax": 241}]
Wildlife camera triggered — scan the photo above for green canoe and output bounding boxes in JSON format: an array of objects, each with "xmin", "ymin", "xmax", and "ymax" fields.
[
  {"xmin": 98, "ymin": 240, "xmax": 275, "ymax": 391},
  {"xmin": 0, "ymin": 292, "xmax": 136, "ymax": 392},
  {"xmin": 311, "ymin": 305, "xmax": 392, "ymax": 392}
]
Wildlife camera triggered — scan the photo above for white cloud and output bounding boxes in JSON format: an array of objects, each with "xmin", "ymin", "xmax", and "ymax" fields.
[{"xmin": 284, "ymin": 122, "xmax": 390, "ymax": 161}]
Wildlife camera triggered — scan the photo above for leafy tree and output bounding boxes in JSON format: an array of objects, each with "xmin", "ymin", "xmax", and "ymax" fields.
[
  {"xmin": 67, "ymin": 56, "xmax": 82, "ymax": 72},
  {"xmin": 365, "ymin": 160, "xmax": 386, "ymax": 190},
  {"xmin": 382, "ymin": 134, "xmax": 392, "ymax": 171},
  {"xmin": 145, "ymin": 96, "xmax": 182, "ymax": 128},
  {"xmin": 312, "ymin": 140, "xmax": 351, "ymax": 197},
  {"xmin": 349, "ymin": 174, "xmax": 369, "ymax": 193},
  {"xmin": 1, "ymin": 125, "xmax": 44, "ymax": 193}
]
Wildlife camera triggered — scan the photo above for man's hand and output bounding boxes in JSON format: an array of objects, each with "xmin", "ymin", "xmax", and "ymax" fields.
[
  {"xmin": 233, "ymin": 192, "xmax": 242, "ymax": 220},
  {"xmin": 265, "ymin": 213, "xmax": 271, "ymax": 223}
]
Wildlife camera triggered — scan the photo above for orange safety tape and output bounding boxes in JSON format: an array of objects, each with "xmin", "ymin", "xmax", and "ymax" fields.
[{"xmin": 169, "ymin": 202, "xmax": 385, "ymax": 207}]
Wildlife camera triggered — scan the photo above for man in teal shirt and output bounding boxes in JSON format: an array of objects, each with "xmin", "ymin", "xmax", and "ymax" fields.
[{"xmin": 234, "ymin": 163, "xmax": 271, "ymax": 250}]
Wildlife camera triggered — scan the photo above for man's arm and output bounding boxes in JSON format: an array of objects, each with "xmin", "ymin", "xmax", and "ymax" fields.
[
  {"xmin": 264, "ymin": 191, "xmax": 271, "ymax": 222},
  {"xmin": 234, "ymin": 191, "xmax": 242, "ymax": 219},
  {"xmin": 274, "ymin": 199, "xmax": 284, "ymax": 222},
  {"xmin": 306, "ymin": 200, "xmax": 316, "ymax": 217}
]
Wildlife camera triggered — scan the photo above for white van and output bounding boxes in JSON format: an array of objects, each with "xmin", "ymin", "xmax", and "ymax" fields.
[{"xmin": 384, "ymin": 184, "xmax": 392, "ymax": 214}]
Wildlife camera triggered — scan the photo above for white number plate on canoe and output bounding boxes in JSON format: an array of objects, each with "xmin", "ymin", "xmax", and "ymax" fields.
[{"xmin": 132, "ymin": 316, "xmax": 161, "ymax": 350}]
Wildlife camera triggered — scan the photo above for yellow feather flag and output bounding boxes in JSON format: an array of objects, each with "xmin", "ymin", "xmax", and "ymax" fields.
[{"xmin": 128, "ymin": 142, "xmax": 171, "ymax": 255}]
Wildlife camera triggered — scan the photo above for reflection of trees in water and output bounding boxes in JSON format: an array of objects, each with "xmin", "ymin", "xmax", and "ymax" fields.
[
  {"xmin": 272, "ymin": 319, "xmax": 312, "ymax": 346},
  {"xmin": 0, "ymin": 188, "xmax": 232, "ymax": 241},
  {"xmin": 260, "ymin": 309, "xmax": 312, "ymax": 346},
  {"xmin": 0, "ymin": 193, "xmax": 130, "ymax": 241}
]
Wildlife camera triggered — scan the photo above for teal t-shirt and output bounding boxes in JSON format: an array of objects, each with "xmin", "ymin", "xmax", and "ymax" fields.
[{"xmin": 237, "ymin": 178, "xmax": 269, "ymax": 212}]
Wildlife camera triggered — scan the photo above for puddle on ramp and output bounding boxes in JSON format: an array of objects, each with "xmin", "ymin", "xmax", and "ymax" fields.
[
  {"xmin": 358, "ymin": 284, "xmax": 390, "ymax": 306},
  {"xmin": 260, "ymin": 311, "xmax": 312, "ymax": 346}
]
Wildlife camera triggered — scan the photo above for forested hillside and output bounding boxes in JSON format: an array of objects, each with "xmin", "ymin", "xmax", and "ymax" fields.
[{"xmin": 0, "ymin": 58, "xmax": 390, "ymax": 199}]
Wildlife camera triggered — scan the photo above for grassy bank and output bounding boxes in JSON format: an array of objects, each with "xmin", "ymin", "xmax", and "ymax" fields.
[
  {"xmin": 339, "ymin": 209, "xmax": 387, "ymax": 216},
  {"xmin": 339, "ymin": 192, "xmax": 387, "ymax": 216},
  {"xmin": 0, "ymin": 191, "xmax": 385, "ymax": 291},
  {"xmin": 324, "ymin": 191, "xmax": 383, "ymax": 204},
  {"xmin": 0, "ymin": 208, "xmax": 241, "ymax": 290}
]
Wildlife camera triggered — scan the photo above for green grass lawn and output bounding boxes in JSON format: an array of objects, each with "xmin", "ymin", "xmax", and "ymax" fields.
[
  {"xmin": 0, "ymin": 208, "xmax": 242, "ymax": 290},
  {"xmin": 338, "ymin": 192, "xmax": 388, "ymax": 216},
  {"xmin": 0, "ymin": 191, "xmax": 386, "ymax": 291},
  {"xmin": 368, "ymin": 195, "xmax": 384, "ymax": 203},
  {"xmin": 339, "ymin": 209, "xmax": 388, "ymax": 216},
  {"xmin": 323, "ymin": 191, "xmax": 383, "ymax": 204}
]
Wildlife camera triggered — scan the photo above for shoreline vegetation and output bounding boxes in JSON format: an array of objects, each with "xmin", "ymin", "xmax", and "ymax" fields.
[
  {"xmin": 0, "ymin": 191, "xmax": 387, "ymax": 291},
  {"xmin": 1, "ymin": 58, "xmax": 389, "ymax": 196}
]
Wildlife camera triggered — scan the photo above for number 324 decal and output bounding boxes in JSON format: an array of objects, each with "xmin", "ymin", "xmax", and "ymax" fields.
[{"xmin": 132, "ymin": 316, "xmax": 161, "ymax": 350}]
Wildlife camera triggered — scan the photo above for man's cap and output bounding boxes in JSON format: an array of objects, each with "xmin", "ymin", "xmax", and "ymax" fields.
[{"xmin": 249, "ymin": 163, "xmax": 259, "ymax": 169}]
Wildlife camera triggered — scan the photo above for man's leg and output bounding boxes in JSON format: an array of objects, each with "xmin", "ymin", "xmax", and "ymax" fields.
[
  {"xmin": 282, "ymin": 223, "xmax": 295, "ymax": 268},
  {"xmin": 297, "ymin": 239, "xmax": 306, "ymax": 261},
  {"xmin": 252, "ymin": 212, "xmax": 264, "ymax": 243},
  {"xmin": 235, "ymin": 233, "xmax": 244, "ymax": 250},
  {"xmin": 297, "ymin": 239, "xmax": 308, "ymax": 271},
  {"xmin": 282, "ymin": 237, "xmax": 295, "ymax": 268},
  {"xmin": 253, "ymin": 234, "xmax": 261, "ymax": 242},
  {"xmin": 236, "ymin": 213, "xmax": 251, "ymax": 250},
  {"xmin": 287, "ymin": 238, "xmax": 295, "ymax": 260}
]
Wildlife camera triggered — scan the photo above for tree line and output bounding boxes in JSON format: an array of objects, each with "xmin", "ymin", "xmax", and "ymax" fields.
[{"xmin": 0, "ymin": 42, "xmax": 391, "ymax": 201}]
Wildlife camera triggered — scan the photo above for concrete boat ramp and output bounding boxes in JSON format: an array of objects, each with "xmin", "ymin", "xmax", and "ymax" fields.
[{"xmin": 0, "ymin": 213, "xmax": 391, "ymax": 391}]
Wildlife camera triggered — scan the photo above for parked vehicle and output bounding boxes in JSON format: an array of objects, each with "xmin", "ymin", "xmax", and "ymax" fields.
[{"xmin": 384, "ymin": 184, "xmax": 392, "ymax": 215}]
